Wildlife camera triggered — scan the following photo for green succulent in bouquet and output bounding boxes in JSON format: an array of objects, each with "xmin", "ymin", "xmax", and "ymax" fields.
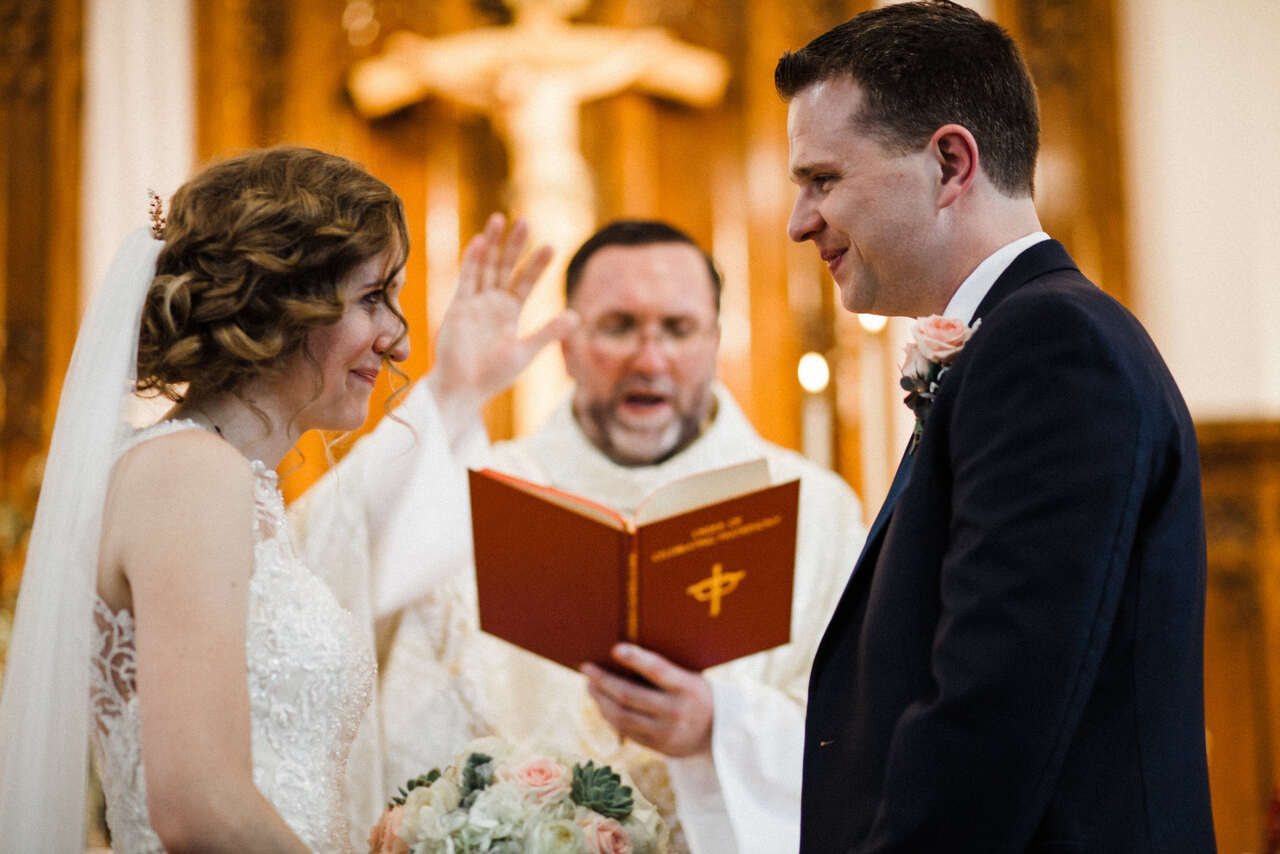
[{"xmin": 570, "ymin": 760, "xmax": 633, "ymax": 820}]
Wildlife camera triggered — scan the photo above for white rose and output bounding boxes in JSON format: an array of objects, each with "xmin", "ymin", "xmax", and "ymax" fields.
[
  {"xmin": 525, "ymin": 818, "xmax": 590, "ymax": 854},
  {"xmin": 400, "ymin": 778, "xmax": 462, "ymax": 844}
]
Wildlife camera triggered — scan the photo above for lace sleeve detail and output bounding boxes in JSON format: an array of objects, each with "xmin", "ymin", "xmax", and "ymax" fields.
[{"xmin": 91, "ymin": 597, "xmax": 164, "ymax": 853}]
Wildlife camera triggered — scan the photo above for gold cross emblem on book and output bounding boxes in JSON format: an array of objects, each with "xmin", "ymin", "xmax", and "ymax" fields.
[{"xmin": 686, "ymin": 562, "xmax": 746, "ymax": 617}]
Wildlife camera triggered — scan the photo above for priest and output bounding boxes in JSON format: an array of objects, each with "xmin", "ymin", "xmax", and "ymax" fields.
[{"xmin": 294, "ymin": 215, "xmax": 865, "ymax": 854}]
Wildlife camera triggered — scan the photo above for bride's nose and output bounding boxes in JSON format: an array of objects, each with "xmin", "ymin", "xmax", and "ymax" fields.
[{"xmin": 374, "ymin": 327, "xmax": 410, "ymax": 363}]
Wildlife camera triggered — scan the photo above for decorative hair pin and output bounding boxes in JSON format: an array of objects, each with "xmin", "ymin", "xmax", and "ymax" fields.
[{"xmin": 148, "ymin": 189, "xmax": 167, "ymax": 239}]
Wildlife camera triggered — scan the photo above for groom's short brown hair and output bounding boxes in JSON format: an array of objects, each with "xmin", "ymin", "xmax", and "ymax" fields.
[{"xmin": 774, "ymin": 0, "xmax": 1040, "ymax": 198}]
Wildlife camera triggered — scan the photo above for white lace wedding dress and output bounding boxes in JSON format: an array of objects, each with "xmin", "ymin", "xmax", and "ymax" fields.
[{"xmin": 89, "ymin": 421, "xmax": 375, "ymax": 853}]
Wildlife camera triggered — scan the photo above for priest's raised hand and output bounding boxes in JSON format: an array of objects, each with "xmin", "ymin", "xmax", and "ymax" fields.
[{"xmin": 426, "ymin": 212, "xmax": 578, "ymax": 438}]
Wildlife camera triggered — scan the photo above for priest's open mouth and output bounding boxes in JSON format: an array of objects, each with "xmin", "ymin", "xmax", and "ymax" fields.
[{"xmin": 622, "ymin": 392, "xmax": 669, "ymax": 409}]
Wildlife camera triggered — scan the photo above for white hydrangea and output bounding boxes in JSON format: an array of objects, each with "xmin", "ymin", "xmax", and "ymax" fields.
[{"xmin": 465, "ymin": 780, "xmax": 528, "ymax": 841}]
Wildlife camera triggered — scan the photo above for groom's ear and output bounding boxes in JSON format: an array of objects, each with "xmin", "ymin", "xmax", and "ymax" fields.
[{"xmin": 930, "ymin": 124, "xmax": 980, "ymax": 209}]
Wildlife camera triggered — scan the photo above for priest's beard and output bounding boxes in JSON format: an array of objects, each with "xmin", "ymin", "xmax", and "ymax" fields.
[{"xmin": 577, "ymin": 387, "xmax": 714, "ymax": 467}]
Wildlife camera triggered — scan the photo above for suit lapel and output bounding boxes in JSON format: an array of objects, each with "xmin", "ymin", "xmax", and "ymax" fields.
[
  {"xmin": 973, "ymin": 238, "xmax": 1078, "ymax": 321},
  {"xmin": 811, "ymin": 442, "xmax": 913, "ymax": 678},
  {"xmin": 856, "ymin": 444, "xmax": 914, "ymax": 571}
]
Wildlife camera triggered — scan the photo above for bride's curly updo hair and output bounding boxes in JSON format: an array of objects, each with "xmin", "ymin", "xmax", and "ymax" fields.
[{"xmin": 136, "ymin": 146, "xmax": 409, "ymax": 401}]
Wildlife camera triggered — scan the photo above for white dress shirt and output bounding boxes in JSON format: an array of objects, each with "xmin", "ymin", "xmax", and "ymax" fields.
[{"xmin": 943, "ymin": 231, "xmax": 1050, "ymax": 323}]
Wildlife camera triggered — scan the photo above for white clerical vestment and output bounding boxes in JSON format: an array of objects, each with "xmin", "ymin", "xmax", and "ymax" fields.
[{"xmin": 293, "ymin": 382, "xmax": 864, "ymax": 854}]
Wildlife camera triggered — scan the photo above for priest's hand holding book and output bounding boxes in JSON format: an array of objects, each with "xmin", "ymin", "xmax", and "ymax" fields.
[{"xmin": 581, "ymin": 643, "xmax": 716, "ymax": 756}]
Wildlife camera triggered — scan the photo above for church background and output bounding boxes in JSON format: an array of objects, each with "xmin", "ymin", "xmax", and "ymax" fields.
[{"xmin": 0, "ymin": 0, "xmax": 1277, "ymax": 851}]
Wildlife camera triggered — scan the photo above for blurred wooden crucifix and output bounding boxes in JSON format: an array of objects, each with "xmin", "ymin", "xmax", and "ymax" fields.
[{"xmin": 347, "ymin": 0, "xmax": 729, "ymax": 433}]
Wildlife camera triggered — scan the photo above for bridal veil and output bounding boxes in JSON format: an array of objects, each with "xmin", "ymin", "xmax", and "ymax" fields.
[{"xmin": 0, "ymin": 228, "xmax": 162, "ymax": 850}]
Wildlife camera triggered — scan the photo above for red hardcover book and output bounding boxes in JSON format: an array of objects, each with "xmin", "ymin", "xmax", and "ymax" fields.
[{"xmin": 468, "ymin": 460, "xmax": 799, "ymax": 672}]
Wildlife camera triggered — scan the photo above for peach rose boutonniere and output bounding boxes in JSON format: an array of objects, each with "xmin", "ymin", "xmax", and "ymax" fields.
[{"xmin": 900, "ymin": 315, "xmax": 981, "ymax": 453}]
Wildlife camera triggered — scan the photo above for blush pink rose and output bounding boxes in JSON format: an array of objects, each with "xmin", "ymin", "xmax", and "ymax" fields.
[
  {"xmin": 910, "ymin": 315, "xmax": 979, "ymax": 364},
  {"xmin": 498, "ymin": 756, "xmax": 573, "ymax": 805},
  {"xmin": 580, "ymin": 816, "xmax": 633, "ymax": 854},
  {"xmin": 366, "ymin": 804, "xmax": 409, "ymax": 854}
]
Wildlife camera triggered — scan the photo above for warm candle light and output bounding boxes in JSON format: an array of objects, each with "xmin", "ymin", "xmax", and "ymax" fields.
[
  {"xmin": 797, "ymin": 351, "xmax": 830, "ymax": 393},
  {"xmin": 342, "ymin": 1, "xmax": 379, "ymax": 47},
  {"xmin": 858, "ymin": 313, "xmax": 888, "ymax": 334}
]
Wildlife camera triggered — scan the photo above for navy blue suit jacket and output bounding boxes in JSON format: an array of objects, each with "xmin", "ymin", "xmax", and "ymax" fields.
[{"xmin": 801, "ymin": 241, "xmax": 1215, "ymax": 853}]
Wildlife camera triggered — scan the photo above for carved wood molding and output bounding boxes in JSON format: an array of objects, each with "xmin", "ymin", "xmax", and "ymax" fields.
[
  {"xmin": 1197, "ymin": 419, "xmax": 1280, "ymax": 853},
  {"xmin": 0, "ymin": 1, "xmax": 49, "ymax": 103},
  {"xmin": 0, "ymin": 0, "xmax": 78, "ymax": 595},
  {"xmin": 999, "ymin": 0, "xmax": 1130, "ymax": 308},
  {"xmin": 1199, "ymin": 420, "xmax": 1280, "ymax": 464}
]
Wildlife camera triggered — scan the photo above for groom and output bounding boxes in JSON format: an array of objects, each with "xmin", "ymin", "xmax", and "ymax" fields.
[{"xmin": 777, "ymin": 3, "xmax": 1215, "ymax": 852}]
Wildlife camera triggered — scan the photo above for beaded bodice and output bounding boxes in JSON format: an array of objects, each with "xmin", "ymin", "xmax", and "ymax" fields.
[{"xmin": 89, "ymin": 421, "xmax": 374, "ymax": 853}]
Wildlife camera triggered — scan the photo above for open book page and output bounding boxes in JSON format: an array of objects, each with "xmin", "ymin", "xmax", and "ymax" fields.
[
  {"xmin": 634, "ymin": 458, "xmax": 771, "ymax": 525},
  {"xmin": 475, "ymin": 468, "xmax": 626, "ymax": 530}
]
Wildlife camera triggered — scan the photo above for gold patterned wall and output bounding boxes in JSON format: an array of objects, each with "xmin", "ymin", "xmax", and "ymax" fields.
[{"xmin": 0, "ymin": 0, "xmax": 82, "ymax": 620}]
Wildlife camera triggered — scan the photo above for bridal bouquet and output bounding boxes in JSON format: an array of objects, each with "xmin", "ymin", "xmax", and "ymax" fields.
[{"xmin": 368, "ymin": 737, "xmax": 669, "ymax": 854}]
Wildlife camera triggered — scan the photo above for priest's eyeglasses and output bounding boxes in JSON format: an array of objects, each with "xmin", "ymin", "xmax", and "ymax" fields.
[{"xmin": 587, "ymin": 314, "xmax": 716, "ymax": 356}]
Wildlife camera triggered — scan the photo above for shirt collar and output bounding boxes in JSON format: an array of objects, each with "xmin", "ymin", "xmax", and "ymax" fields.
[{"xmin": 943, "ymin": 231, "xmax": 1050, "ymax": 324}]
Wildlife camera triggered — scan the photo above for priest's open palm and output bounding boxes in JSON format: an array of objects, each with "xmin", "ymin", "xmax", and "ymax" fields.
[{"xmin": 427, "ymin": 212, "xmax": 577, "ymax": 433}]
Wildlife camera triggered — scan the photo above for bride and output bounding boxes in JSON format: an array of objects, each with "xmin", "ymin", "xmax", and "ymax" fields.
[{"xmin": 0, "ymin": 146, "xmax": 420, "ymax": 852}]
